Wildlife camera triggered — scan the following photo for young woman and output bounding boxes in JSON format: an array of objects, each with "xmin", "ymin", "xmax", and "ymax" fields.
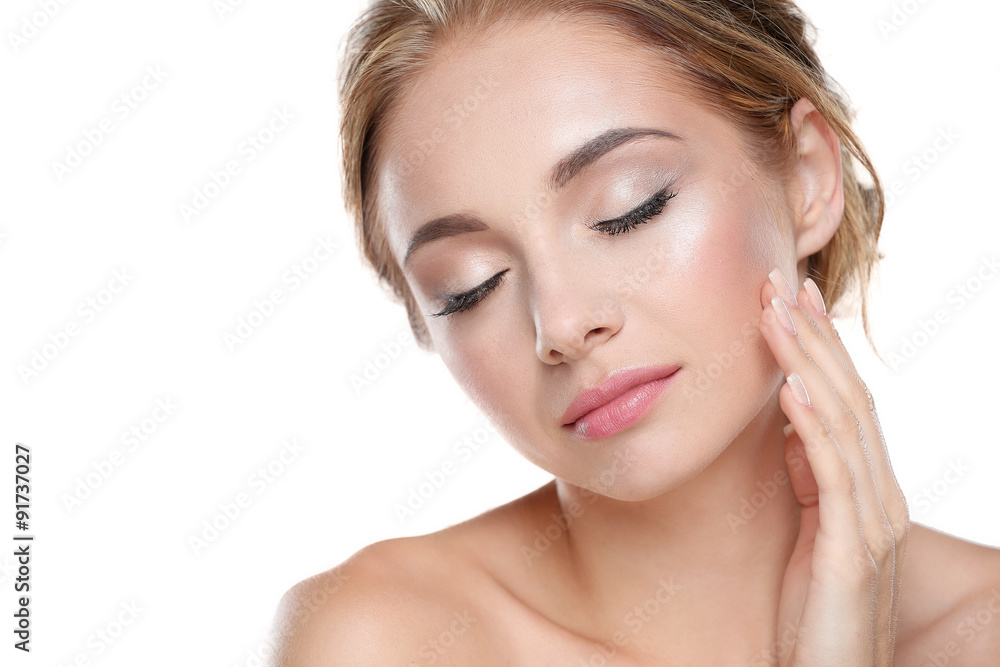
[{"xmin": 272, "ymin": 1, "xmax": 1000, "ymax": 663}]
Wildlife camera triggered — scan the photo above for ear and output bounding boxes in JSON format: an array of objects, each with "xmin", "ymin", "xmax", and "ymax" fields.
[{"xmin": 787, "ymin": 98, "xmax": 844, "ymax": 260}]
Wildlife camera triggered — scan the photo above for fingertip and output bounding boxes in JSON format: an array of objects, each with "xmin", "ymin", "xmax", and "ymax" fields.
[
  {"xmin": 759, "ymin": 277, "xmax": 775, "ymax": 310},
  {"xmin": 785, "ymin": 372, "xmax": 811, "ymax": 407},
  {"xmin": 803, "ymin": 277, "xmax": 827, "ymax": 317}
]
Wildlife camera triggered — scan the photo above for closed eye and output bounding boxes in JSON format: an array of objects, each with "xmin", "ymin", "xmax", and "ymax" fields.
[
  {"xmin": 430, "ymin": 269, "xmax": 509, "ymax": 318},
  {"xmin": 590, "ymin": 187, "xmax": 677, "ymax": 236},
  {"xmin": 430, "ymin": 186, "xmax": 678, "ymax": 318}
]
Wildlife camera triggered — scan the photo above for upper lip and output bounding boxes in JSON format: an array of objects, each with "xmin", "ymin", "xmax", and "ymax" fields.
[{"xmin": 560, "ymin": 364, "xmax": 681, "ymax": 426}]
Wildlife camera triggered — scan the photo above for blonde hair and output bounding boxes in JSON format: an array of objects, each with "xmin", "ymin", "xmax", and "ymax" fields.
[{"xmin": 338, "ymin": 0, "xmax": 885, "ymax": 354}]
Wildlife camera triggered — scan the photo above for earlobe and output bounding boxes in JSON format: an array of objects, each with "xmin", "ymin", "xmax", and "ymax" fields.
[{"xmin": 788, "ymin": 98, "xmax": 844, "ymax": 261}]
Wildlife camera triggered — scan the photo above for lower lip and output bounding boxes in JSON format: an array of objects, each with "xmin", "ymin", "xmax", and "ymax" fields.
[{"xmin": 566, "ymin": 370, "xmax": 679, "ymax": 440}]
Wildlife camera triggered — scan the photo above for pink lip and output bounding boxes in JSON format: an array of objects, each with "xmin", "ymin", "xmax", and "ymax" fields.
[{"xmin": 561, "ymin": 364, "xmax": 680, "ymax": 440}]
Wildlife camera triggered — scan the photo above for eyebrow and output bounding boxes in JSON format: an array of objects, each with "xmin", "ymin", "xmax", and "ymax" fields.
[{"xmin": 402, "ymin": 127, "xmax": 682, "ymax": 267}]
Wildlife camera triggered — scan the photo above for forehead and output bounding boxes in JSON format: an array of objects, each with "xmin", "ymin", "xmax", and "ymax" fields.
[{"xmin": 375, "ymin": 15, "xmax": 736, "ymax": 263}]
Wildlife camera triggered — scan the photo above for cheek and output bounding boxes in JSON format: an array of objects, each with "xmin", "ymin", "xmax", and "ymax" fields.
[
  {"xmin": 639, "ymin": 188, "xmax": 784, "ymax": 388},
  {"xmin": 638, "ymin": 195, "xmax": 765, "ymax": 326},
  {"xmin": 700, "ymin": 197, "xmax": 787, "ymax": 398},
  {"xmin": 434, "ymin": 322, "xmax": 531, "ymax": 440},
  {"xmin": 437, "ymin": 334, "xmax": 564, "ymax": 473}
]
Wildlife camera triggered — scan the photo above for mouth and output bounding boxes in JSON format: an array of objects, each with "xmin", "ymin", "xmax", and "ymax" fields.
[{"xmin": 561, "ymin": 364, "xmax": 680, "ymax": 440}]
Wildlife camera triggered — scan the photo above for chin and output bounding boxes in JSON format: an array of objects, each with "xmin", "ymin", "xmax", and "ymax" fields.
[{"xmin": 560, "ymin": 425, "xmax": 727, "ymax": 502}]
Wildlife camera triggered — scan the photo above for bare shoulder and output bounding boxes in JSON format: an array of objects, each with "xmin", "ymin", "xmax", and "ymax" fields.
[
  {"xmin": 895, "ymin": 522, "xmax": 1000, "ymax": 664},
  {"xmin": 266, "ymin": 488, "xmax": 549, "ymax": 666},
  {"xmin": 268, "ymin": 533, "xmax": 495, "ymax": 666}
]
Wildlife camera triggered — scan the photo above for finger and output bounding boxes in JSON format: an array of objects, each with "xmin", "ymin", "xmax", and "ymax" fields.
[
  {"xmin": 761, "ymin": 277, "xmax": 888, "ymax": 564},
  {"xmin": 783, "ymin": 424, "xmax": 818, "ymax": 507},
  {"xmin": 766, "ymin": 272, "xmax": 904, "ymax": 657},
  {"xmin": 889, "ymin": 528, "xmax": 910, "ymax": 657},
  {"xmin": 781, "ymin": 387, "xmax": 886, "ymax": 660},
  {"xmin": 795, "ymin": 276, "xmax": 910, "ymax": 628},
  {"xmin": 796, "ymin": 278, "xmax": 909, "ymax": 529},
  {"xmin": 764, "ymin": 291, "xmax": 898, "ymax": 659},
  {"xmin": 774, "ymin": 375, "xmax": 870, "ymax": 574}
]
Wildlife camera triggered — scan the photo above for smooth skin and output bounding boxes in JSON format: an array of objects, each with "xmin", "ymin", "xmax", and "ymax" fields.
[{"xmin": 272, "ymin": 15, "xmax": 1000, "ymax": 666}]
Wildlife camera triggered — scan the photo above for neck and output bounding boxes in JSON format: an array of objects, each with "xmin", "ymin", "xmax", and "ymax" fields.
[{"xmin": 547, "ymin": 390, "xmax": 801, "ymax": 659}]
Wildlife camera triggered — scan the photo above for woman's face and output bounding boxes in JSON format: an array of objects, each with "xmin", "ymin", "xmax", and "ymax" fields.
[{"xmin": 375, "ymin": 17, "xmax": 800, "ymax": 500}]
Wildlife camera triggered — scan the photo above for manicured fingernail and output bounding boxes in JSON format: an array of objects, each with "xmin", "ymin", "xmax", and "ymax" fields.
[
  {"xmin": 771, "ymin": 295, "xmax": 796, "ymax": 334},
  {"xmin": 804, "ymin": 277, "xmax": 826, "ymax": 316},
  {"xmin": 782, "ymin": 422, "xmax": 796, "ymax": 438},
  {"xmin": 768, "ymin": 268, "xmax": 798, "ymax": 306},
  {"xmin": 786, "ymin": 372, "xmax": 811, "ymax": 406}
]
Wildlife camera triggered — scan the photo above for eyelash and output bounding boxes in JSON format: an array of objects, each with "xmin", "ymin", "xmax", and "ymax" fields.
[
  {"xmin": 429, "ymin": 187, "xmax": 678, "ymax": 318},
  {"xmin": 589, "ymin": 187, "xmax": 677, "ymax": 236}
]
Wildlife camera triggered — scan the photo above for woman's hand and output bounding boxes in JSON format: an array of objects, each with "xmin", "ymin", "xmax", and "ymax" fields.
[{"xmin": 758, "ymin": 267, "xmax": 910, "ymax": 666}]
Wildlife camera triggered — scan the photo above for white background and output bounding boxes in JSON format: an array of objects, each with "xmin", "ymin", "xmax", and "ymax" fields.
[{"xmin": 1, "ymin": 0, "xmax": 997, "ymax": 665}]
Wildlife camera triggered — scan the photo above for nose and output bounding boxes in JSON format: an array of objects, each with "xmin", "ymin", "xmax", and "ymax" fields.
[{"xmin": 533, "ymin": 261, "xmax": 624, "ymax": 364}]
